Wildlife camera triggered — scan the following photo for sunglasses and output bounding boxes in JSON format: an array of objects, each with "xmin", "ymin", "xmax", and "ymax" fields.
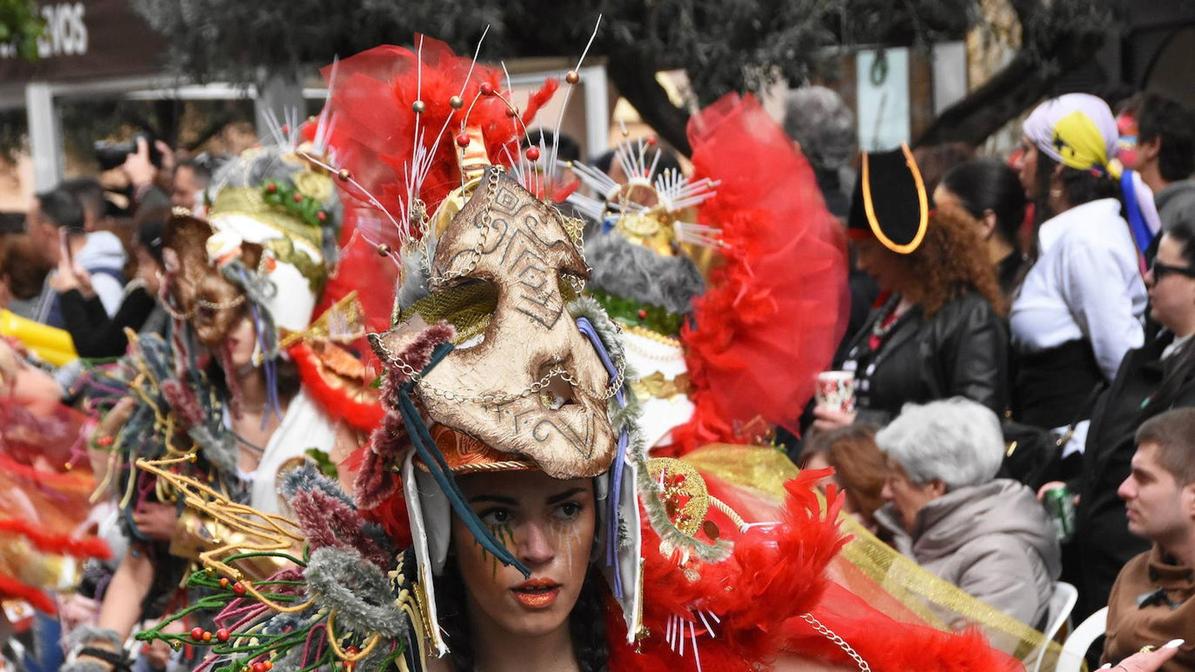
[{"xmin": 1150, "ymin": 260, "xmax": 1195, "ymax": 281}]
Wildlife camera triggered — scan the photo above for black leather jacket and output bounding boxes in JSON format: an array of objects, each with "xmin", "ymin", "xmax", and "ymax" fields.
[{"xmin": 841, "ymin": 291, "xmax": 1009, "ymax": 425}]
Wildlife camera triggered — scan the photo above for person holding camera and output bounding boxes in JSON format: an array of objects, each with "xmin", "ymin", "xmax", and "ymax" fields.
[
  {"xmin": 27, "ymin": 187, "xmax": 126, "ymax": 329},
  {"xmin": 118, "ymin": 136, "xmax": 173, "ymax": 212}
]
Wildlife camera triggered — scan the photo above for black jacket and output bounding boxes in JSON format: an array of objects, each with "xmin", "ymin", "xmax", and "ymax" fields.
[
  {"xmin": 60, "ymin": 286, "xmax": 160, "ymax": 358},
  {"xmin": 1072, "ymin": 332, "xmax": 1195, "ymax": 619},
  {"xmin": 841, "ymin": 291, "xmax": 1008, "ymax": 425}
]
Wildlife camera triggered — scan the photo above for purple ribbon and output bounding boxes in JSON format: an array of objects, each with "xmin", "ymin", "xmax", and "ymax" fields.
[{"xmin": 576, "ymin": 316, "xmax": 628, "ymax": 599}]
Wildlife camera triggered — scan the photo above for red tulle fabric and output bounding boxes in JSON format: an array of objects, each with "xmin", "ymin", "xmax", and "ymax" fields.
[{"xmin": 674, "ymin": 94, "xmax": 850, "ymax": 451}]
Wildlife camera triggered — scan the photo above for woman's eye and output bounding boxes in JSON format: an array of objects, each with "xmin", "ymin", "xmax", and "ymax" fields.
[
  {"xmin": 554, "ymin": 501, "xmax": 582, "ymax": 521},
  {"xmin": 480, "ymin": 508, "xmax": 512, "ymax": 526}
]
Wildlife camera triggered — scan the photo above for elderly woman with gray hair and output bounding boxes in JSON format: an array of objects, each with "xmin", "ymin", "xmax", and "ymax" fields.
[{"xmin": 875, "ymin": 397, "xmax": 1062, "ymax": 627}]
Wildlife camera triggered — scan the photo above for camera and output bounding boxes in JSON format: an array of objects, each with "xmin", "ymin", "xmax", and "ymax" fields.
[{"xmin": 94, "ymin": 133, "xmax": 163, "ymax": 171}]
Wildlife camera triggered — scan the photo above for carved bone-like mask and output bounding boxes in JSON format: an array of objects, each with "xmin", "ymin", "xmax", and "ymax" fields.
[{"xmin": 415, "ymin": 168, "xmax": 616, "ymax": 479}]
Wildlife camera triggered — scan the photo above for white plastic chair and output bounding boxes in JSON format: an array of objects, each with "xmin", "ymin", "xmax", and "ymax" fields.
[
  {"xmin": 1056, "ymin": 606, "xmax": 1109, "ymax": 672},
  {"xmin": 1030, "ymin": 581, "xmax": 1079, "ymax": 672}
]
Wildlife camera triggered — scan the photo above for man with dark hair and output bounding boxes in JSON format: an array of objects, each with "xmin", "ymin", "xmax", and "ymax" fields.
[
  {"xmin": 1135, "ymin": 93, "xmax": 1195, "ymax": 232},
  {"xmin": 171, "ymin": 157, "xmax": 213, "ymax": 212},
  {"xmin": 60, "ymin": 177, "xmax": 108, "ymax": 232},
  {"xmin": 1103, "ymin": 407, "xmax": 1195, "ymax": 669},
  {"xmin": 26, "ymin": 186, "xmax": 126, "ymax": 328}
]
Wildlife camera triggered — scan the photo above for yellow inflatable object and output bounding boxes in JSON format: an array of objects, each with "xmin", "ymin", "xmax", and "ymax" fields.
[{"xmin": 0, "ymin": 309, "xmax": 77, "ymax": 366}]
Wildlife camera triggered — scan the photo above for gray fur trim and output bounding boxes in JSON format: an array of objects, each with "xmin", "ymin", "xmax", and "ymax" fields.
[
  {"xmin": 64, "ymin": 625, "xmax": 124, "ymax": 654},
  {"xmin": 187, "ymin": 426, "xmax": 237, "ymax": 476},
  {"xmin": 278, "ymin": 463, "xmax": 353, "ymax": 505},
  {"xmin": 304, "ymin": 546, "xmax": 407, "ymax": 639},
  {"xmin": 584, "ymin": 234, "xmax": 704, "ymax": 315}
]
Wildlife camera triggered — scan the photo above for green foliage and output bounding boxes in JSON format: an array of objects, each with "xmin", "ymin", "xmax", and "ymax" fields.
[{"xmin": 0, "ymin": 0, "xmax": 44, "ymax": 61}]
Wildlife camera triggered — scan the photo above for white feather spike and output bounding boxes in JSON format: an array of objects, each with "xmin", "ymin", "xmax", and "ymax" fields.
[
  {"xmin": 570, "ymin": 161, "xmax": 621, "ymax": 201},
  {"xmin": 565, "ymin": 192, "xmax": 605, "ymax": 222},
  {"xmin": 678, "ymin": 615, "xmax": 686, "ymax": 657},
  {"xmin": 674, "ymin": 221, "xmax": 724, "ymax": 248},
  {"xmin": 696, "ymin": 609, "xmax": 717, "ymax": 638},
  {"xmin": 690, "ymin": 621, "xmax": 703, "ymax": 672}
]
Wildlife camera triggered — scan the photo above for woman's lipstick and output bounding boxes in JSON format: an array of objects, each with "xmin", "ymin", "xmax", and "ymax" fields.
[{"xmin": 511, "ymin": 578, "xmax": 562, "ymax": 609}]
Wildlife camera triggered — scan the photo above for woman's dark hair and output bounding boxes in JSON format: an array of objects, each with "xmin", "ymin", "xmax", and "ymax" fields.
[
  {"xmin": 1031, "ymin": 151, "xmax": 1120, "ymax": 227},
  {"xmin": 941, "ymin": 159, "xmax": 1027, "ymax": 251},
  {"xmin": 435, "ymin": 558, "xmax": 610, "ymax": 672}
]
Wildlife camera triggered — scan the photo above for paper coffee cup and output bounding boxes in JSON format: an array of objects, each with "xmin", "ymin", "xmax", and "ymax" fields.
[{"xmin": 815, "ymin": 371, "xmax": 856, "ymax": 413}]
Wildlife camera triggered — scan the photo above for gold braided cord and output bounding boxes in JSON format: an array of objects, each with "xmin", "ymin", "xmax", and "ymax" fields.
[
  {"xmin": 324, "ymin": 609, "xmax": 381, "ymax": 663},
  {"xmin": 134, "ymin": 455, "xmax": 313, "ymax": 614}
]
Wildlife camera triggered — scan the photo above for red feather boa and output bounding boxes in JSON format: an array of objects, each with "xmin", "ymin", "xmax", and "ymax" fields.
[
  {"xmin": 0, "ymin": 571, "xmax": 57, "ymax": 614},
  {"xmin": 0, "ymin": 518, "xmax": 111, "ymax": 559}
]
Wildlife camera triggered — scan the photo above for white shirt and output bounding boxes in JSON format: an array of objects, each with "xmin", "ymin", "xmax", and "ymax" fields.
[{"xmin": 1010, "ymin": 198, "xmax": 1146, "ymax": 381}]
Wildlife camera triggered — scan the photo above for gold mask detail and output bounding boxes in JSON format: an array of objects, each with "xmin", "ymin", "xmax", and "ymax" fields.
[{"xmin": 417, "ymin": 168, "xmax": 616, "ymax": 479}]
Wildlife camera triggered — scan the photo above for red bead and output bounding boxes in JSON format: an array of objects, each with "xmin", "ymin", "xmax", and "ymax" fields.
[
  {"xmin": 251, "ymin": 663, "xmax": 265, "ymax": 672},
  {"xmin": 292, "ymin": 192, "xmax": 303, "ymax": 203},
  {"xmin": 232, "ymin": 581, "xmax": 247, "ymax": 596},
  {"xmin": 455, "ymin": 132, "xmax": 470, "ymax": 148},
  {"xmin": 647, "ymin": 136, "xmax": 658, "ymax": 146},
  {"xmin": 202, "ymin": 631, "xmax": 212, "ymax": 642},
  {"xmin": 637, "ymin": 309, "xmax": 647, "ymax": 319},
  {"xmin": 525, "ymin": 146, "xmax": 541, "ymax": 161},
  {"xmin": 266, "ymin": 183, "xmax": 277, "ymax": 194},
  {"xmin": 479, "ymin": 82, "xmax": 494, "ymax": 96},
  {"xmin": 216, "ymin": 628, "xmax": 229, "ymax": 643},
  {"xmin": 190, "ymin": 626, "xmax": 205, "ymax": 641},
  {"xmin": 317, "ymin": 211, "xmax": 327, "ymax": 222},
  {"xmin": 263, "ymin": 662, "xmax": 274, "ymax": 671}
]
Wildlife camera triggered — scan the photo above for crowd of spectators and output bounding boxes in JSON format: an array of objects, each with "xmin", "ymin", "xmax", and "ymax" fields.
[{"xmin": 788, "ymin": 88, "xmax": 1195, "ymax": 670}]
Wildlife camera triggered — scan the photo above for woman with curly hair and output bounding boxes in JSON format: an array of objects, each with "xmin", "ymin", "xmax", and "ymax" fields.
[{"xmin": 814, "ymin": 145, "xmax": 1008, "ymax": 430}]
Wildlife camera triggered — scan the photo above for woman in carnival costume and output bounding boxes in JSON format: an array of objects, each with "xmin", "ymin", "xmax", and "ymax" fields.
[
  {"xmin": 65, "ymin": 124, "xmax": 381, "ymax": 671},
  {"xmin": 120, "ymin": 35, "xmax": 1020, "ymax": 672}
]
